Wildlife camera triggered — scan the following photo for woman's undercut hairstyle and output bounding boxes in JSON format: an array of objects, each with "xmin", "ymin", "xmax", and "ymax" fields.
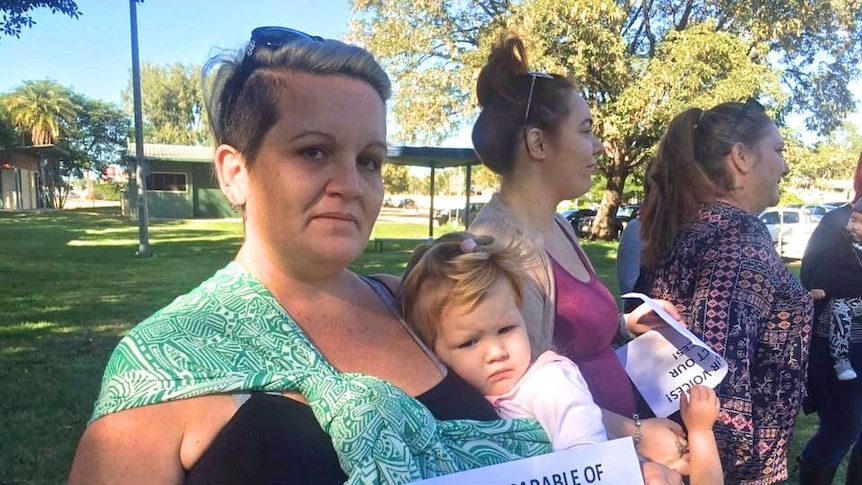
[
  {"xmin": 471, "ymin": 35, "xmax": 575, "ymax": 175},
  {"xmin": 203, "ymin": 36, "xmax": 391, "ymax": 169},
  {"xmin": 640, "ymin": 100, "xmax": 774, "ymax": 267},
  {"xmin": 400, "ymin": 232, "xmax": 529, "ymax": 350}
]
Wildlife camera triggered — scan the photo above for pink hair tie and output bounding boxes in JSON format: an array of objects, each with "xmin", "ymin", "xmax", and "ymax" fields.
[{"xmin": 460, "ymin": 238, "xmax": 478, "ymax": 253}]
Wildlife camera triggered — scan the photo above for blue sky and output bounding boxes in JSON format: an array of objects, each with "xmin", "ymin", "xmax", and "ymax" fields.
[
  {"xmin": 0, "ymin": 0, "xmax": 352, "ymax": 104},
  {"xmin": 0, "ymin": 0, "xmax": 858, "ymax": 146}
]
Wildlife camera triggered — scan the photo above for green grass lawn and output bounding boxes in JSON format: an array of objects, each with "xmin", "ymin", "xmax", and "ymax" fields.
[{"xmin": 0, "ymin": 208, "xmax": 831, "ymax": 483}]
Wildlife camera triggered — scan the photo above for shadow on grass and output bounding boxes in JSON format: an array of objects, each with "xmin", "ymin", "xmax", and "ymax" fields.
[{"xmin": 0, "ymin": 210, "xmax": 243, "ymax": 483}]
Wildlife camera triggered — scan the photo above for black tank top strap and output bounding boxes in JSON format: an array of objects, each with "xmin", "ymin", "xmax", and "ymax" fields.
[
  {"xmin": 360, "ymin": 274, "xmax": 400, "ymax": 315},
  {"xmin": 361, "ymin": 273, "xmax": 447, "ymax": 374}
]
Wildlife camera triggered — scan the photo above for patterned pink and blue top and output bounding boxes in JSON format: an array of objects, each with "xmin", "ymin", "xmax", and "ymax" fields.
[{"xmin": 642, "ymin": 202, "xmax": 813, "ymax": 485}]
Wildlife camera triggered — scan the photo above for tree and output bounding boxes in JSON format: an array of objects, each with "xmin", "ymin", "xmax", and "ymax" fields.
[
  {"xmin": 470, "ymin": 165, "xmax": 499, "ymax": 195},
  {"xmin": 351, "ymin": 0, "xmax": 862, "ymax": 238},
  {"xmin": 0, "ymin": 102, "xmax": 16, "ymax": 151},
  {"xmin": 408, "ymin": 171, "xmax": 429, "ymax": 194},
  {"xmin": 382, "ymin": 163, "xmax": 411, "ymax": 194},
  {"xmin": 3, "ymin": 79, "xmax": 77, "ymax": 145},
  {"xmin": 57, "ymin": 95, "xmax": 130, "ymax": 209},
  {"xmin": 123, "ymin": 62, "xmax": 208, "ymax": 145},
  {"xmin": 0, "ymin": 0, "xmax": 80, "ymax": 38},
  {"xmin": 61, "ymin": 94, "xmax": 131, "ymax": 174},
  {"xmin": 787, "ymin": 121, "xmax": 862, "ymax": 189}
]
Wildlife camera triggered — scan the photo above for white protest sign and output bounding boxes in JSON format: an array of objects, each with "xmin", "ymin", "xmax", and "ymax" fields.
[
  {"xmin": 412, "ymin": 437, "xmax": 643, "ymax": 485},
  {"xmin": 615, "ymin": 293, "xmax": 728, "ymax": 418}
]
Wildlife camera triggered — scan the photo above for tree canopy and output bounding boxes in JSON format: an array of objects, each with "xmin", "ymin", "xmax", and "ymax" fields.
[
  {"xmin": 786, "ymin": 121, "xmax": 862, "ymax": 189},
  {"xmin": 62, "ymin": 93, "xmax": 131, "ymax": 174},
  {"xmin": 122, "ymin": 62, "xmax": 208, "ymax": 145},
  {"xmin": 351, "ymin": 0, "xmax": 862, "ymax": 237},
  {"xmin": 0, "ymin": 0, "xmax": 80, "ymax": 38},
  {"xmin": 2, "ymin": 79, "xmax": 77, "ymax": 145}
]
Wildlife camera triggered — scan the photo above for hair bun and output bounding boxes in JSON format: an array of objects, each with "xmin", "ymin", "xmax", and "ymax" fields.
[{"xmin": 475, "ymin": 35, "xmax": 530, "ymax": 107}]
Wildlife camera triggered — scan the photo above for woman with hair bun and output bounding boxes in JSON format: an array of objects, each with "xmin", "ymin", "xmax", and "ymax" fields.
[
  {"xmin": 468, "ymin": 35, "xmax": 689, "ymax": 475},
  {"xmin": 637, "ymin": 101, "xmax": 813, "ymax": 484}
]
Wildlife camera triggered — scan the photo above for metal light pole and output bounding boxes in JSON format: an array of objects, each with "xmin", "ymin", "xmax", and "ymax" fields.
[{"xmin": 130, "ymin": 0, "xmax": 151, "ymax": 257}]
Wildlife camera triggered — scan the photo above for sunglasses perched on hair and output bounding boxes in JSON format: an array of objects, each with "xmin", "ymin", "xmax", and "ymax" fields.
[
  {"xmin": 244, "ymin": 26, "xmax": 324, "ymax": 58},
  {"xmin": 523, "ymin": 71, "xmax": 554, "ymax": 129},
  {"xmin": 224, "ymin": 27, "xmax": 324, "ymax": 119},
  {"xmin": 730, "ymin": 97, "xmax": 765, "ymax": 131}
]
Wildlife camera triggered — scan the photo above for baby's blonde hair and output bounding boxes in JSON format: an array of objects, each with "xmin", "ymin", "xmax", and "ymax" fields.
[{"xmin": 400, "ymin": 232, "xmax": 529, "ymax": 349}]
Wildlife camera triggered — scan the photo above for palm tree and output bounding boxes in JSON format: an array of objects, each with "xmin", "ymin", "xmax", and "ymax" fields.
[
  {"xmin": 2, "ymin": 80, "xmax": 78, "ymax": 145},
  {"xmin": 2, "ymin": 80, "xmax": 80, "ymax": 209}
]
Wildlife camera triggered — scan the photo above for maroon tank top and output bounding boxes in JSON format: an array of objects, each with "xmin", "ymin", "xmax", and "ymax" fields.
[{"xmin": 550, "ymin": 226, "xmax": 636, "ymax": 416}]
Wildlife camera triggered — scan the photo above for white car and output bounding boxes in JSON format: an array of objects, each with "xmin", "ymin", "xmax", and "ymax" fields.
[{"xmin": 757, "ymin": 207, "xmax": 818, "ymax": 259}]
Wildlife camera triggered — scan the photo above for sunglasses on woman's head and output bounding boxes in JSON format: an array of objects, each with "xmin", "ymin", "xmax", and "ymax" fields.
[
  {"xmin": 225, "ymin": 27, "xmax": 324, "ymax": 119},
  {"xmin": 245, "ymin": 26, "xmax": 324, "ymax": 58},
  {"xmin": 523, "ymin": 71, "xmax": 554, "ymax": 130},
  {"xmin": 730, "ymin": 97, "xmax": 765, "ymax": 131}
]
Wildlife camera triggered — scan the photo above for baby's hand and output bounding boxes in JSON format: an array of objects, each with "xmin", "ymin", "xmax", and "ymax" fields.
[
  {"xmin": 810, "ymin": 289, "xmax": 826, "ymax": 300},
  {"xmin": 679, "ymin": 385, "xmax": 720, "ymax": 433},
  {"xmin": 641, "ymin": 460, "xmax": 685, "ymax": 485}
]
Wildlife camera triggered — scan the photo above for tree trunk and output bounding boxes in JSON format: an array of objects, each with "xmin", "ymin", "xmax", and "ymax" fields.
[
  {"xmin": 590, "ymin": 149, "xmax": 630, "ymax": 240},
  {"xmin": 37, "ymin": 158, "xmax": 70, "ymax": 209},
  {"xmin": 38, "ymin": 158, "xmax": 55, "ymax": 209}
]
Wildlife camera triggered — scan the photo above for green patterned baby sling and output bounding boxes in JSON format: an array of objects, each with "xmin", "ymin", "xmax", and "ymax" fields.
[{"xmin": 93, "ymin": 262, "xmax": 551, "ymax": 483}]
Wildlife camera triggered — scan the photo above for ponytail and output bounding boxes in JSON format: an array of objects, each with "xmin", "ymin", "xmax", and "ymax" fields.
[
  {"xmin": 640, "ymin": 108, "xmax": 717, "ymax": 267},
  {"xmin": 640, "ymin": 100, "xmax": 773, "ymax": 267}
]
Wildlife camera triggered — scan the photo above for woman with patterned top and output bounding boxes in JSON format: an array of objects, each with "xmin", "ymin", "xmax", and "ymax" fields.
[
  {"xmin": 68, "ymin": 27, "xmax": 553, "ymax": 485},
  {"xmin": 637, "ymin": 100, "xmax": 813, "ymax": 485}
]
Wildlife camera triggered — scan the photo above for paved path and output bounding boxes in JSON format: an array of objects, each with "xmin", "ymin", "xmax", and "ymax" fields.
[{"xmin": 377, "ymin": 208, "xmax": 432, "ymax": 225}]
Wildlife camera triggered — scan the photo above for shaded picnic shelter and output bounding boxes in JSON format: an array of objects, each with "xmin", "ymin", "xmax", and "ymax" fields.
[{"xmin": 385, "ymin": 146, "xmax": 480, "ymax": 237}]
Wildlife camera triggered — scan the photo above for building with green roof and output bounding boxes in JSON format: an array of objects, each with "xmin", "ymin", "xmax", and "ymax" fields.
[{"xmin": 125, "ymin": 144, "xmax": 235, "ymax": 219}]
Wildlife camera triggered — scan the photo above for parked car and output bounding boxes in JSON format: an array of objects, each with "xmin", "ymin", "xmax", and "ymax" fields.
[
  {"xmin": 615, "ymin": 204, "xmax": 640, "ymax": 230},
  {"xmin": 577, "ymin": 204, "xmax": 640, "ymax": 240},
  {"xmin": 435, "ymin": 202, "xmax": 486, "ymax": 226},
  {"xmin": 757, "ymin": 207, "xmax": 818, "ymax": 260},
  {"xmin": 560, "ymin": 208, "xmax": 597, "ymax": 237},
  {"xmin": 801, "ymin": 204, "xmax": 834, "ymax": 222},
  {"xmin": 397, "ymin": 198, "xmax": 417, "ymax": 209},
  {"xmin": 822, "ymin": 202, "xmax": 848, "ymax": 212}
]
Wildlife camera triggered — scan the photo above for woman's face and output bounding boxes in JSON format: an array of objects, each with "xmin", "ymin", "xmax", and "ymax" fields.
[
  {"xmin": 545, "ymin": 92, "xmax": 604, "ymax": 200},
  {"xmin": 241, "ymin": 73, "xmax": 386, "ymax": 272},
  {"xmin": 746, "ymin": 123, "xmax": 787, "ymax": 212}
]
